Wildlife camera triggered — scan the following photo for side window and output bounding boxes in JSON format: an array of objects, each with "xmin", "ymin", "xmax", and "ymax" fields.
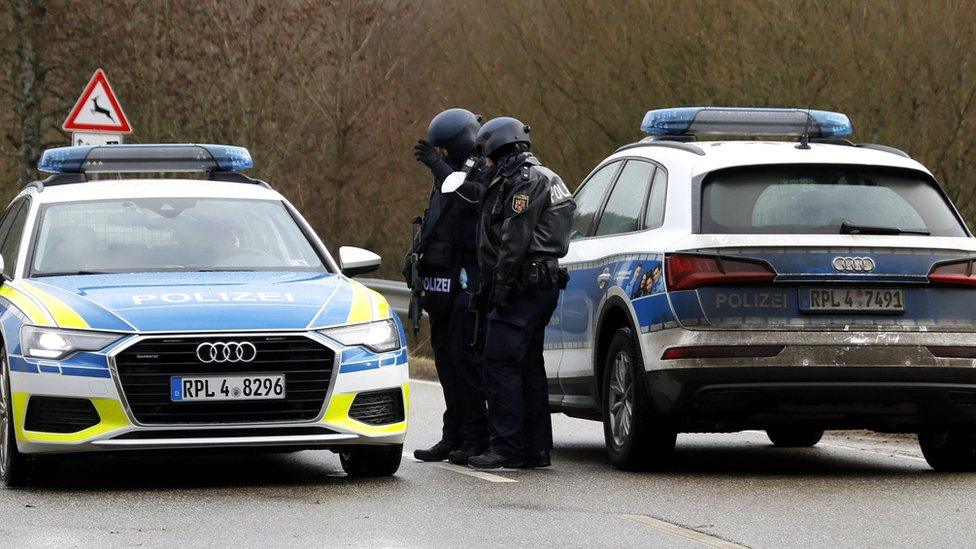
[
  {"xmin": 570, "ymin": 161, "xmax": 620, "ymax": 240},
  {"xmin": 0, "ymin": 201, "xmax": 29, "ymax": 278},
  {"xmin": 644, "ymin": 167, "xmax": 667, "ymax": 229},
  {"xmin": 594, "ymin": 160, "xmax": 654, "ymax": 236}
]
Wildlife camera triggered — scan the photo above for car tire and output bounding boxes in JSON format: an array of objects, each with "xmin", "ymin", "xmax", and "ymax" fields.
[
  {"xmin": 918, "ymin": 430, "xmax": 976, "ymax": 472},
  {"xmin": 602, "ymin": 327, "xmax": 675, "ymax": 471},
  {"xmin": 766, "ymin": 427, "xmax": 824, "ymax": 448},
  {"xmin": 339, "ymin": 444, "xmax": 403, "ymax": 477},
  {"xmin": 1, "ymin": 348, "xmax": 33, "ymax": 488}
]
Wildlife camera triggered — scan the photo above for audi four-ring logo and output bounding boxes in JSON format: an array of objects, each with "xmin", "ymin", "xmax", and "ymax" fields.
[
  {"xmin": 195, "ymin": 341, "xmax": 257, "ymax": 363},
  {"xmin": 832, "ymin": 256, "xmax": 876, "ymax": 272}
]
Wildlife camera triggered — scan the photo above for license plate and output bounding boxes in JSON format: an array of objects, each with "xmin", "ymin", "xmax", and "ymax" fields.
[
  {"xmin": 800, "ymin": 287, "xmax": 905, "ymax": 313},
  {"xmin": 170, "ymin": 374, "xmax": 285, "ymax": 402}
]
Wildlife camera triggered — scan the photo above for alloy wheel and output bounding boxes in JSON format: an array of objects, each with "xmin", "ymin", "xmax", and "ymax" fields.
[{"xmin": 608, "ymin": 350, "xmax": 634, "ymax": 447}]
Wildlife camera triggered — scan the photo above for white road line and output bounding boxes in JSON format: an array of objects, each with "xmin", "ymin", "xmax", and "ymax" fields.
[
  {"xmin": 818, "ymin": 441, "xmax": 927, "ymax": 462},
  {"xmin": 620, "ymin": 514, "xmax": 748, "ymax": 549},
  {"xmin": 401, "ymin": 452, "xmax": 518, "ymax": 483},
  {"xmin": 408, "ymin": 378, "xmax": 441, "ymax": 387}
]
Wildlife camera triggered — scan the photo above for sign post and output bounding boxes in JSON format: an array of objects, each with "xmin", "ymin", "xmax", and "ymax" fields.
[{"xmin": 62, "ymin": 68, "xmax": 132, "ymax": 145}]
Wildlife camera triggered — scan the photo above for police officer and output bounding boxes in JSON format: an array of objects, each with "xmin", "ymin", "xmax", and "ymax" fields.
[
  {"xmin": 407, "ymin": 108, "xmax": 489, "ymax": 463},
  {"xmin": 463, "ymin": 117, "xmax": 575, "ymax": 470}
]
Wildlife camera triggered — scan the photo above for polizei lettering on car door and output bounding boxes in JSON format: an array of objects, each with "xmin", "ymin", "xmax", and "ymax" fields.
[{"xmin": 131, "ymin": 292, "xmax": 297, "ymax": 305}]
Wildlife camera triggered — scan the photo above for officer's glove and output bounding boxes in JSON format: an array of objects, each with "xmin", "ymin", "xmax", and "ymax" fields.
[
  {"xmin": 492, "ymin": 284, "xmax": 512, "ymax": 310},
  {"xmin": 414, "ymin": 139, "xmax": 450, "ymax": 172}
]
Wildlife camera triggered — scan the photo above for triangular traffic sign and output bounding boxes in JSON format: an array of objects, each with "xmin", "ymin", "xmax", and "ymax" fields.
[{"xmin": 62, "ymin": 69, "xmax": 132, "ymax": 134}]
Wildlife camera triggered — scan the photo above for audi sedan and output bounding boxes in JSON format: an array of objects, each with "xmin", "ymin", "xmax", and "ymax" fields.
[
  {"xmin": 545, "ymin": 107, "xmax": 976, "ymax": 472},
  {"xmin": 1, "ymin": 144, "xmax": 408, "ymax": 487}
]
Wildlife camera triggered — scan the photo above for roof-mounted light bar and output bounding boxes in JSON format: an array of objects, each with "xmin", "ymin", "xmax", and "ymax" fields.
[
  {"xmin": 37, "ymin": 144, "xmax": 254, "ymax": 174},
  {"xmin": 640, "ymin": 107, "xmax": 853, "ymax": 138}
]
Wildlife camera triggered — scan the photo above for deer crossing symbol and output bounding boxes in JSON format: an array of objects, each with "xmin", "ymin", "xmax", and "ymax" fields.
[{"xmin": 90, "ymin": 95, "xmax": 115, "ymax": 123}]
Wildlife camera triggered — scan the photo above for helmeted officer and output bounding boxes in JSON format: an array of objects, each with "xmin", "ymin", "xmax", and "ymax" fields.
[
  {"xmin": 407, "ymin": 108, "xmax": 490, "ymax": 463},
  {"xmin": 463, "ymin": 117, "xmax": 575, "ymax": 470}
]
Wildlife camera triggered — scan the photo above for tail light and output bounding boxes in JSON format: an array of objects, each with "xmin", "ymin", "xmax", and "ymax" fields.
[
  {"xmin": 661, "ymin": 345, "xmax": 784, "ymax": 360},
  {"xmin": 928, "ymin": 259, "xmax": 976, "ymax": 287},
  {"xmin": 665, "ymin": 253, "xmax": 776, "ymax": 291}
]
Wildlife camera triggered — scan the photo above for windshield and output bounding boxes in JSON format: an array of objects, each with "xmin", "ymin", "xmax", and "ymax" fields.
[
  {"xmin": 31, "ymin": 198, "xmax": 326, "ymax": 276},
  {"xmin": 700, "ymin": 165, "xmax": 967, "ymax": 236}
]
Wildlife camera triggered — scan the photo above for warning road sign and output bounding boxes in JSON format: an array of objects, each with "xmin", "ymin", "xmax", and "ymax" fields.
[{"xmin": 62, "ymin": 69, "xmax": 132, "ymax": 134}]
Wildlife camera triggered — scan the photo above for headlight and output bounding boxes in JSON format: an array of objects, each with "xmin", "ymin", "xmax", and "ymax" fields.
[
  {"xmin": 21, "ymin": 326, "xmax": 123, "ymax": 360},
  {"xmin": 319, "ymin": 319, "xmax": 400, "ymax": 353}
]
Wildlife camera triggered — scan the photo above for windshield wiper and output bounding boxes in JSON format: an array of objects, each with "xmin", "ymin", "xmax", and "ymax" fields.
[
  {"xmin": 34, "ymin": 270, "xmax": 115, "ymax": 277},
  {"xmin": 839, "ymin": 221, "xmax": 930, "ymax": 236}
]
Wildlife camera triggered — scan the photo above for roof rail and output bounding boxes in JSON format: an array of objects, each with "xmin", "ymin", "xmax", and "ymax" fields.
[
  {"xmin": 614, "ymin": 138, "xmax": 705, "ymax": 156},
  {"xmin": 208, "ymin": 171, "xmax": 272, "ymax": 189},
  {"xmin": 807, "ymin": 137, "xmax": 911, "ymax": 159}
]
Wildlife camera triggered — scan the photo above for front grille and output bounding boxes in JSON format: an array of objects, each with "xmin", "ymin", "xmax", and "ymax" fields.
[
  {"xmin": 111, "ymin": 426, "xmax": 337, "ymax": 439},
  {"xmin": 25, "ymin": 396, "xmax": 101, "ymax": 433},
  {"xmin": 349, "ymin": 389, "xmax": 404, "ymax": 425},
  {"xmin": 114, "ymin": 335, "xmax": 335, "ymax": 425}
]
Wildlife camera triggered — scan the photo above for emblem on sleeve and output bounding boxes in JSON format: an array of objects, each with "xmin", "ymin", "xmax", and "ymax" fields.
[{"xmin": 512, "ymin": 193, "xmax": 529, "ymax": 213}]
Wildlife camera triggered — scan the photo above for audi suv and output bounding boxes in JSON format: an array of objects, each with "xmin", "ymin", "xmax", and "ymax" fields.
[
  {"xmin": 545, "ymin": 107, "xmax": 976, "ymax": 471},
  {"xmin": 0, "ymin": 144, "xmax": 408, "ymax": 486}
]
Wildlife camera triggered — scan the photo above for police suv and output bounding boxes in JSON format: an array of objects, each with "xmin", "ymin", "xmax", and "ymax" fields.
[
  {"xmin": 0, "ymin": 144, "xmax": 408, "ymax": 486},
  {"xmin": 545, "ymin": 107, "xmax": 976, "ymax": 471}
]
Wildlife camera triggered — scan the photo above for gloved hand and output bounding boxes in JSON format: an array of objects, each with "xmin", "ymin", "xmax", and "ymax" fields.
[
  {"xmin": 492, "ymin": 284, "xmax": 512, "ymax": 310},
  {"xmin": 414, "ymin": 139, "xmax": 449, "ymax": 171}
]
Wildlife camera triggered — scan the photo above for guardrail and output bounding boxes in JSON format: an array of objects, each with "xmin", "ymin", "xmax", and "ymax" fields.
[{"xmin": 360, "ymin": 278, "xmax": 412, "ymax": 316}]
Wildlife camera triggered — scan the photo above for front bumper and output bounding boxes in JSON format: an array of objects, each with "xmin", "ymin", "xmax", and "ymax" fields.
[{"xmin": 9, "ymin": 333, "xmax": 410, "ymax": 454}]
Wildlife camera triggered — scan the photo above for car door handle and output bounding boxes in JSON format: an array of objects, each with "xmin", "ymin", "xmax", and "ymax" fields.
[{"xmin": 597, "ymin": 273, "xmax": 611, "ymax": 284}]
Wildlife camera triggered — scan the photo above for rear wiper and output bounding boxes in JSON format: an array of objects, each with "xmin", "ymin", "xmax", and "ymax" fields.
[{"xmin": 839, "ymin": 221, "xmax": 930, "ymax": 236}]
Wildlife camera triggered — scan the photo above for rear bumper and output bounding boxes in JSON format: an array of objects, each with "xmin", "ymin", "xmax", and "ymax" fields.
[{"xmin": 646, "ymin": 366, "xmax": 976, "ymax": 433}]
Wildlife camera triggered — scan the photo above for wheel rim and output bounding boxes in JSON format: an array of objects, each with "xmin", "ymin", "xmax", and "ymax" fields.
[
  {"xmin": 0, "ymin": 353, "xmax": 8, "ymax": 478},
  {"xmin": 608, "ymin": 350, "xmax": 634, "ymax": 447}
]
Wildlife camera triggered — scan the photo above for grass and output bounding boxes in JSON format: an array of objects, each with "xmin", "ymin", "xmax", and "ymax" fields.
[{"xmin": 408, "ymin": 354, "xmax": 438, "ymax": 381}]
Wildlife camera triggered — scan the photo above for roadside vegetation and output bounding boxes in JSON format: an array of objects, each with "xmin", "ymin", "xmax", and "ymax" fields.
[{"xmin": 2, "ymin": 0, "xmax": 975, "ymax": 279}]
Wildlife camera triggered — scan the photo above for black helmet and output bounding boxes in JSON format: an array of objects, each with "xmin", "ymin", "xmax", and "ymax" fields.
[
  {"xmin": 475, "ymin": 116, "xmax": 531, "ymax": 158},
  {"xmin": 427, "ymin": 108, "xmax": 482, "ymax": 162}
]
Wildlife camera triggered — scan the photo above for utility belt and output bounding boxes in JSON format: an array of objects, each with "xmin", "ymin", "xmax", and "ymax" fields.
[{"xmin": 517, "ymin": 257, "xmax": 569, "ymax": 295}]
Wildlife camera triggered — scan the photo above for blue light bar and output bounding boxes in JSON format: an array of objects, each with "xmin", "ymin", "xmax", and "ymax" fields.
[
  {"xmin": 37, "ymin": 144, "xmax": 254, "ymax": 174},
  {"xmin": 640, "ymin": 107, "xmax": 853, "ymax": 138}
]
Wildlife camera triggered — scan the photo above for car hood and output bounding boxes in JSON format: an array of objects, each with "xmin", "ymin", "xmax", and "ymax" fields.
[{"xmin": 12, "ymin": 271, "xmax": 389, "ymax": 332}]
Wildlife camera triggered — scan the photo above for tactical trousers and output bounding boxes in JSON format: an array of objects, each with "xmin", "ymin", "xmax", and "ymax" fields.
[
  {"xmin": 429, "ymin": 290, "xmax": 489, "ymax": 448},
  {"xmin": 482, "ymin": 285, "xmax": 559, "ymax": 458}
]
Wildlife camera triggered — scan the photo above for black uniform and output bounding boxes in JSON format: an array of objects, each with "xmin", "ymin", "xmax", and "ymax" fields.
[
  {"xmin": 477, "ymin": 151, "xmax": 575, "ymax": 460},
  {"xmin": 409, "ymin": 156, "xmax": 489, "ymax": 452}
]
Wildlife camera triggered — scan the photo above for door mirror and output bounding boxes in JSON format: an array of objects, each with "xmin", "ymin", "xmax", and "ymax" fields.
[{"xmin": 339, "ymin": 246, "xmax": 381, "ymax": 278}]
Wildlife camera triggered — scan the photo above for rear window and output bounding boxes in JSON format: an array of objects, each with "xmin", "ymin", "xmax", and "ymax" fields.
[{"xmin": 700, "ymin": 165, "xmax": 967, "ymax": 236}]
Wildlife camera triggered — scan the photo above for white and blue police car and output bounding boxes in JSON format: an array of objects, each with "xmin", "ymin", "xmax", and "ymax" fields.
[
  {"xmin": 0, "ymin": 144, "xmax": 408, "ymax": 486},
  {"xmin": 545, "ymin": 107, "xmax": 976, "ymax": 471}
]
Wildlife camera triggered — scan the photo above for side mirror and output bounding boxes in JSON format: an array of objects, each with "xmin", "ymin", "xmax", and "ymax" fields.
[{"xmin": 339, "ymin": 246, "xmax": 381, "ymax": 278}]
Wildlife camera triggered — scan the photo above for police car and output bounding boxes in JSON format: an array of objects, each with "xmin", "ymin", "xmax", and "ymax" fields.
[
  {"xmin": 545, "ymin": 107, "xmax": 976, "ymax": 471},
  {"xmin": 0, "ymin": 144, "xmax": 408, "ymax": 486}
]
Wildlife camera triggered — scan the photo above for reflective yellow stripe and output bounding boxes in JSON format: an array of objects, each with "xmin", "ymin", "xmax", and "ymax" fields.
[
  {"xmin": 366, "ymin": 287, "xmax": 391, "ymax": 320},
  {"xmin": 0, "ymin": 284, "xmax": 53, "ymax": 325},
  {"xmin": 345, "ymin": 281, "xmax": 374, "ymax": 324},
  {"xmin": 15, "ymin": 281, "xmax": 89, "ymax": 329},
  {"xmin": 322, "ymin": 383, "xmax": 409, "ymax": 436},
  {"xmin": 13, "ymin": 392, "xmax": 132, "ymax": 443}
]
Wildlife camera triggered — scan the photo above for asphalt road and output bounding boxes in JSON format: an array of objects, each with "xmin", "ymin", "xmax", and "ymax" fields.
[{"xmin": 1, "ymin": 379, "xmax": 974, "ymax": 548}]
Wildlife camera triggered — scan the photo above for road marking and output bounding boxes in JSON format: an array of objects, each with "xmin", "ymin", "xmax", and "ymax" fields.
[
  {"xmin": 818, "ymin": 441, "xmax": 927, "ymax": 462},
  {"xmin": 401, "ymin": 452, "xmax": 518, "ymax": 483},
  {"xmin": 408, "ymin": 378, "xmax": 441, "ymax": 387},
  {"xmin": 620, "ymin": 514, "xmax": 747, "ymax": 549}
]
